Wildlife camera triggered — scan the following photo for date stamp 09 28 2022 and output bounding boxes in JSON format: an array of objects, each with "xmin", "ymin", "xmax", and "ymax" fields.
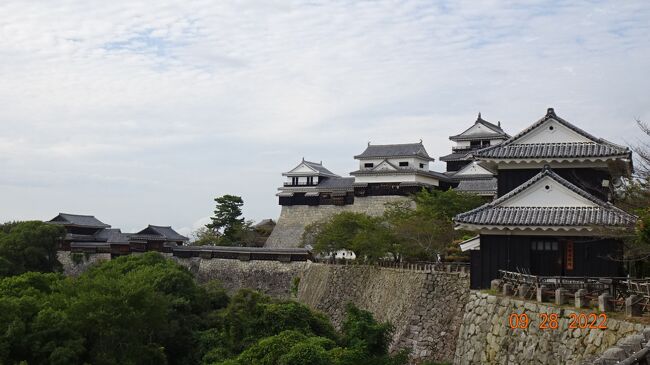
[{"xmin": 508, "ymin": 312, "xmax": 608, "ymax": 330}]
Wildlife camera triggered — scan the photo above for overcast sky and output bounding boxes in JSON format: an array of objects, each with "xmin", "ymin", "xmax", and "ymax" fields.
[{"xmin": 1, "ymin": 0, "xmax": 649, "ymax": 236}]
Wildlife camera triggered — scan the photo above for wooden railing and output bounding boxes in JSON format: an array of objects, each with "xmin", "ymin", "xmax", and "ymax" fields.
[{"xmin": 496, "ymin": 270, "xmax": 650, "ymax": 314}]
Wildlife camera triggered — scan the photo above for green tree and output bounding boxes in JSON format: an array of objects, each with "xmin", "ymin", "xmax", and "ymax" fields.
[
  {"xmin": 0, "ymin": 221, "xmax": 65, "ymax": 277},
  {"xmin": 383, "ymin": 189, "xmax": 484, "ymax": 261},
  {"xmin": 0, "ymin": 253, "xmax": 213, "ymax": 365},
  {"xmin": 192, "ymin": 227, "xmax": 222, "ymax": 246},
  {"xmin": 303, "ymin": 212, "xmax": 399, "ymax": 262},
  {"xmin": 0, "ymin": 252, "xmax": 408, "ymax": 365},
  {"xmin": 304, "ymin": 189, "xmax": 484, "ymax": 262},
  {"xmin": 208, "ymin": 304, "xmax": 408, "ymax": 365},
  {"xmin": 205, "ymin": 195, "xmax": 257, "ymax": 245}
]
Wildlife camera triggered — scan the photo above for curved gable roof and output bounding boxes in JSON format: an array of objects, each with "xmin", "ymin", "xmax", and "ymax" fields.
[
  {"xmin": 354, "ymin": 142, "xmax": 434, "ymax": 161},
  {"xmin": 49, "ymin": 213, "xmax": 110, "ymax": 228},
  {"xmin": 283, "ymin": 160, "xmax": 340, "ymax": 177},
  {"xmin": 454, "ymin": 168, "xmax": 636, "ymax": 229},
  {"xmin": 474, "ymin": 108, "xmax": 630, "ymax": 162},
  {"xmin": 449, "ymin": 113, "xmax": 510, "ymax": 141}
]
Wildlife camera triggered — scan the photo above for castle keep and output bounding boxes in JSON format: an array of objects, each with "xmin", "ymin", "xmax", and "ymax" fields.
[
  {"xmin": 454, "ymin": 108, "xmax": 635, "ymax": 288},
  {"xmin": 268, "ymin": 108, "xmax": 636, "ymax": 289},
  {"xmin": 267, "ymin": 141, "xmax": 456, "ymax": 247}
]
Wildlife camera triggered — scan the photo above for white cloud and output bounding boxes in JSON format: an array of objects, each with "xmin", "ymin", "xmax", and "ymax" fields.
[{"xmin": 0, "ymin": 0, "xmax": 649, "ymax": 231}]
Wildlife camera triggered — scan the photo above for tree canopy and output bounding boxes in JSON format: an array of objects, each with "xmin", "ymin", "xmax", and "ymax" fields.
[
  {"xmin": 0, "ymin": 252, "xmax": 407, "ymax": 365},
  {"xmin": 197, "ymin": 195, "xmax": 270, "ymax": 247},
  {"xmin": 303, "ymin": 189, "xmax": 484, "ymax": 262},
  {"xmin": 612, "ymin": 119, "xmax": 650, "ymax": 275},
  {"xmin": 0, "ymin": 221, "xmax": 64, "ymax": 277}
]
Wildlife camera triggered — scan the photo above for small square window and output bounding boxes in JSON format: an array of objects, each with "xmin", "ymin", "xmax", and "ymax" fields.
[
  {"xmin": 364, "ymin": 163, "xmax": 374, "ymax": 168},
  {"xmin": 399, "ymin": 162, "xmax": 408, "ymax": 167},
  {"xmin": 419, "ymin": 163, "xmax": 425, "ymax": 168}
]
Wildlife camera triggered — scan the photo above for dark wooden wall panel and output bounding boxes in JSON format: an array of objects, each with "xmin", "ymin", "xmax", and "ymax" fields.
[{"xmin": 497, "ymin": 168, "xmax": 611, "ymax": 200}]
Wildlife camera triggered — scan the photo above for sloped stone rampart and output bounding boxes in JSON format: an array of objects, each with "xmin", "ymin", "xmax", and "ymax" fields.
[
  {"xmin": 297, "ymin": 264, "xmax": 470, "ymax": 362},
  {"xmin": 59, "ymin": 253, "xmax": 469, "ymax": 363},
  {"xmin": 170, "ymin": 258, "xmax": 470, "ymax": 363},
  {"xmin": 265, "ymin": 196, "xmax": 413, "ymax": 248},
  {"xmin": 173, "ymin": 257, "xmax": 310, "ymax": 299}
]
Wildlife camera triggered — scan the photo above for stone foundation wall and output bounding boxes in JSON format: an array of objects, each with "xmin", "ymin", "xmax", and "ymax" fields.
[
  {"xmin": 57, "ymin": 251, "xmax": 111, "ymax": 276},
  {"xmin": 265, "ymin": 195, "xmax": 413, "ymax": 248},
  {"xmin": 173, "ymin": 257, "xmax": 310, "ymax": 299},
  {"xmin": 297, "ymin": 264, "xmax": 470, "ymax": 363},
  {"xmin": 454, "ymin": 291, "xmax": 649, "ymax": 365},
  {"xmin": 171, "ymin": 258, "xmax": 471, "ymax": 363},
  {"xmin": 58, "ymin": 252, "xmax": 470, "ymax": 363}
]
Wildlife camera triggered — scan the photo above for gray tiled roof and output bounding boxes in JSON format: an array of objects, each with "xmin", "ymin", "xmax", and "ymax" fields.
[
  {"xmin": 49, "ymin": 213, "xmax": 110, "ymax": 228},
  {"xmin": 449, "ymin": 114, "xmax": 510, "ymax": 141},
  {"xmin": 317, "ymin": 177, "xmax": 355, "ymax": 189},
  {"xmin": 475, "ymin": 108, "xmax": 630, "ymax": 160},
  {"xmin": 454, "ymin": 168, "xmax": 636, "ymax": 227},
  {"xmin": 350, "ymin": 168, "xmax": 451, "ymax": 181},
  {"xmin": 476, "ymin": 142, "xmax": 629, "ymax": 160},
  {"xmin": 303, "ymin": 160, "xmax": 338, "ymax": 176},
  {"xmin": 439, "ymin": 151, "xmax": 471, "ymax": 162},
  {"xmin": 94, "ymin": 228, "xmax": 130, "ymax": 243},
  {"xmin": 354, "ymin": 142, "xmax": 434, "ymax": 161},
  {"xmin": 455, "ymin": 178, "xmax": 497, "ymax": 194},
  {"xmin": 283, "ymin": 160, "xmax": 340, "ymax": 177},
  {"xmin": 456, "ymin": 206, "xmax": 634, "ymax": 226},
  {"xmin": 134, "ymin": 225, "xmax": 189, "ymax": 241}
]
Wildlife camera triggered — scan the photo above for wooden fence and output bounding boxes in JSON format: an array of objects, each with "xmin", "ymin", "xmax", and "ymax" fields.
[{"xmin": 496, "ymin": 270, "xmax": 650, "ymax": 314}]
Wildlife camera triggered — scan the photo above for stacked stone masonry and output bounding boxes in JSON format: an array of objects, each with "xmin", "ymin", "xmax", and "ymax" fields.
[
  {"xmin": 454, "ymin": 292, "xmax": 649, "ymax": 365},
  {"xmin": 59, "ymin": 253, "xmax": 650, "ymax": 364},
  {"xmin": 297, "ymin": 263, "xmax": 470, "ymax": 362},
  {"xmin": 173, "ymin": 258, "xmax": 470, "ymax": 363},
  {"xmin": 57, "ymin": 251, "xmax": 111, "ymax": 276},
  {"xmin": 265, "ymin": 196, "xmax": 413, "ymax": 248}
]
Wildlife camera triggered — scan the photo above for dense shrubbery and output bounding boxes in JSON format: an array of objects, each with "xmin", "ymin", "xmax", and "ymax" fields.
[{"xmin": 0, "ymin": 252, "xmax": 407, "ymax": 365}]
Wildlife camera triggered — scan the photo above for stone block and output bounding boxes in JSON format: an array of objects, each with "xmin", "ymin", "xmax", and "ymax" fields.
[
  {"xmin": 575, "ymin": 289, "xmax": 589, "ymax": 308},
  {"xmin": 536, "ymin": 285, "xmax": 548, "ymax": 302},
  {"xmin": 617, "ymin": 334, "xmax": 644, "ymax": 355},
  {"xmin": 503, "ymin": 283, "xmax": 513, "ymax": 296},
  {"xmin": 490, "ymin": 279, "xmax": 501, "ymax": 291},
  {"xmin": 626, "ymin": 295, "xmax": 643, "ymax": 317},
  {"xmin": 598, "ymin": 293, "xmax": 613, "ymax": 312},
  {"xmin": 599, "ymin": 347, "xmax": 626, "ymax": 364},
  {"xmin": 518, "ymin": 284, "xmax": 530, "ymax": 299},
  {"xmin": 555, "ymin": 288, "xmax": 567, "ymax": 305}
]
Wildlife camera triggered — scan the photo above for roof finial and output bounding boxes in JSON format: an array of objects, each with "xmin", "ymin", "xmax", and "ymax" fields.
[
  {"xmin": 547, "ymin": 107, "xmax": 555, "ymax": 116},
  {"xmin": 320, "ymin": 160, "xmax": 322, "ymax": 165},
  {"xmin": 477, "ymin": 112, "xmax": 482, "ymax": 121},
  {"xmin": 368, "ymin": 141, "xmax": 371, "ymax": 146},
  {"xmin": 543, "ymin": 164, "xmax": 551, "ymax": 172},
  {"xmin": 302, "ymin": 156, "xmax": 304, "ymax": 162},
  {"xmin": 498, "ymin": 121, "xmax": 501, "ymax": 127},
  {"xmin": 419, "ymin": 138, "xmax": 423, "ymax": 143}
]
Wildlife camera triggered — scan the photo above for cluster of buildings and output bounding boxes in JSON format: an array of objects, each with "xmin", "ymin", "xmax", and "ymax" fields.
[
  {"xmin": 276, "ymin": 108, "xmax": 637, "ymax": 289},
  {"xmin": 277, "ymin": 112, "xmax": 511, "ymax": 204},
  {"xmin": 48, "ymin": 213, "xmax": 188, "ymax": 255}
]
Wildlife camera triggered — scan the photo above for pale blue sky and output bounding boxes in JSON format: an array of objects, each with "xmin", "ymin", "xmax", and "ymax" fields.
[{"xmin": 0, "ymin": 0, "xmax": 649, "ymax": 235}]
